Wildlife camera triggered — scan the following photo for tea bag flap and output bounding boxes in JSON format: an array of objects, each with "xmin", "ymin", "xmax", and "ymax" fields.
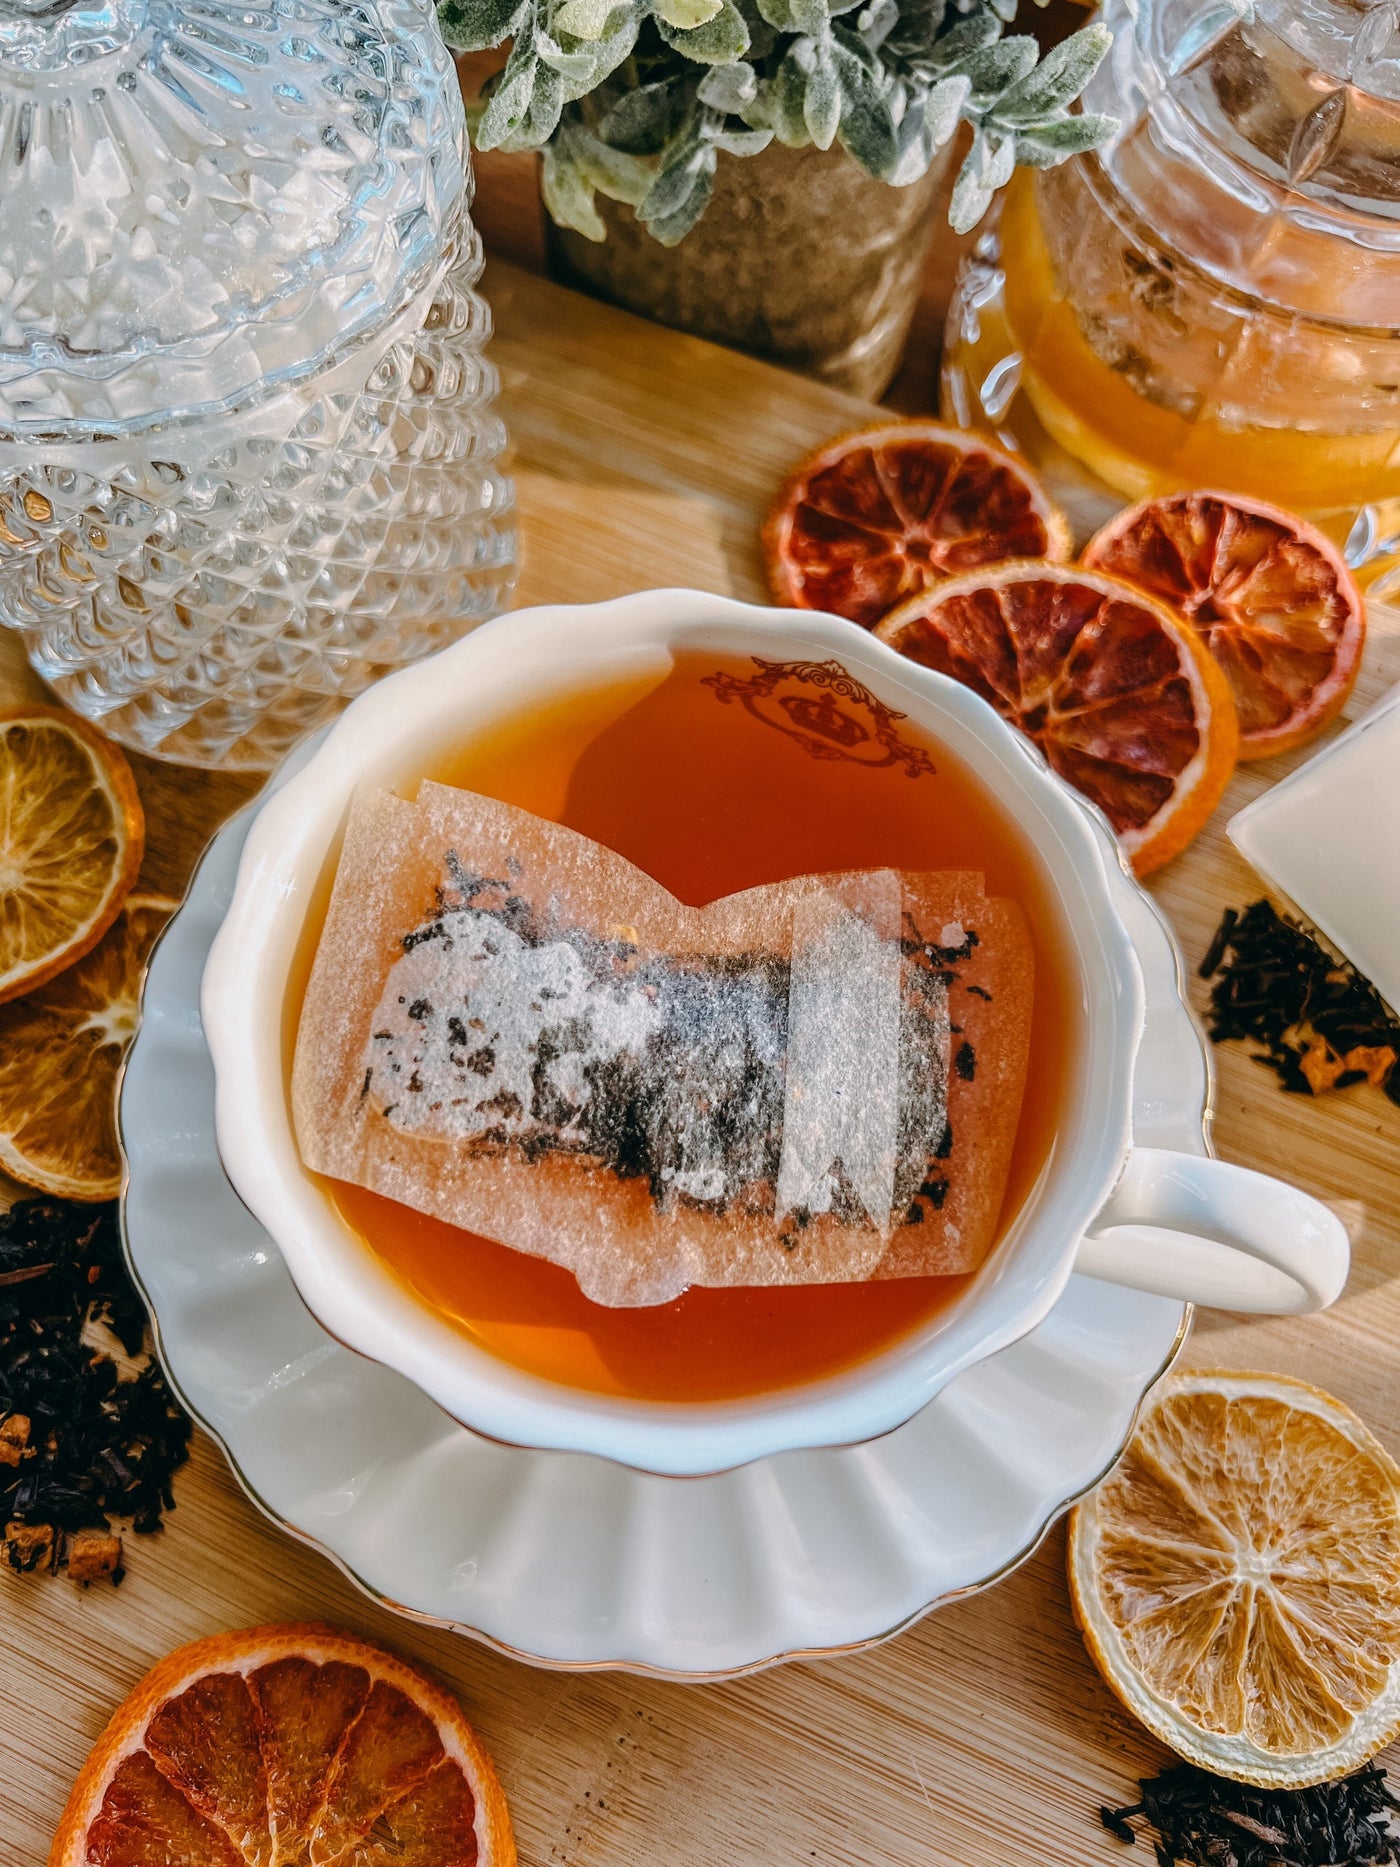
[{"xmin": 777, "ymin": 877, "xmax": 903, "ymax": 1233}]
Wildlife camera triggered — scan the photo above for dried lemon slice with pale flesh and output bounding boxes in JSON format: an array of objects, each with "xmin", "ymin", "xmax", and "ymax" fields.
[
  {"xmin": 0, "ymin": 706, "xmax": 143, "ymax": 1004},
  {"xmin": 0, "ymin": 892, "xmax": 175, "ymax": 1199},
  {"xmin": 1069, "ymin": 1370, "xmax": 1400, "ymax": 1786}
]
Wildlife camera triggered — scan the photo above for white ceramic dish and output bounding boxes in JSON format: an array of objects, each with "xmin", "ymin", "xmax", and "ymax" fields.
[
  {"xmin": 1229, "ymin": 681, "xmax": 1400, "ymax": 1015},
  {"xmin": 200, "ymin": 593, "xmax": 1348, "ymax": 1476},
  {"xmin": 122, "ymin": 782, "xmax": 1196, "ymax": 1677}
]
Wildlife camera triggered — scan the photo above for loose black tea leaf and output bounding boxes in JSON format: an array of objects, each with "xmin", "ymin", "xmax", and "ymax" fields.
[
  {"xmin": 0, "ymin": 1195, "xmax": 191, "ymax": 1582},
  {"xmin": 1101, "ymin": 1761, "xmax": 1400, "ymax": 1865},
  {"xmin": 1200, "ymin": 900, "xmax": 1400, "ymax": 1104}
]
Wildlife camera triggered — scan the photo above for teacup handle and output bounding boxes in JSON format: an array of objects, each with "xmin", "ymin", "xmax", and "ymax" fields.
[{"xmin": 1074, "ymin": 1147, "xmax": 1350, "ymax": 1315}]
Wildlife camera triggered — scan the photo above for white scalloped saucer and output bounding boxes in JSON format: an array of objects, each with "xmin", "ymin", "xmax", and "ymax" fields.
[{"xmin": 120, "ymin": 752, "xmax": 1202, "ymax": 1679}]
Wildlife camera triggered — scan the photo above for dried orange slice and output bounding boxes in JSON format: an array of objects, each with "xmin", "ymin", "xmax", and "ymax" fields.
[
  {"xmin": 1069, "ymin": 1371, "xmax": 1400, "ymax": 1787},
  {"xmin": 50, "ymin": 1621, "xmax": 515, "ymax": 1867},
  {"xmin": 0, "ymin": 706, "xmax": 143, "ymax": 1005},
  {"xmin": 764, "ymin": 421, "xmax": 1069, "ymax": 630},
  {"xmin": 0, "ymin": 891, "xmax": 176, "ymax": 1200},
  {"xmin": 876, "ymin": 561, "xmax": 1239, "ymax": 875},
  {"xmin": 1083, "ymin": 492, "xmax": 1366, "ymax": 761}
]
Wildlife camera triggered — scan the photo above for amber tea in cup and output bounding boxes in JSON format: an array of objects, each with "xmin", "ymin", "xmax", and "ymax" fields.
[{"xmin": 294, "ymin": 652, "xmax": 1078, "ymax": 1404}]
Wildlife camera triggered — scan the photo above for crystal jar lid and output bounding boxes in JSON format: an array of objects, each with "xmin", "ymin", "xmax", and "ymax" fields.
[
  {"xmin": 1080, "ymin": 0, "xmax": 1400, "ymax": 328},
  {"xmin": 0, "ymin": 0, "xmax": 465, "ymax": 433}
]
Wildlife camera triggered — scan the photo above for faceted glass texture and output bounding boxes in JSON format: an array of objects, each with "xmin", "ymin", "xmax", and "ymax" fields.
[
  {"xmin": 0, "ymin": 0, "xmax": 515, "ymax": 765},
  {"xmin": 941, "ymin": 0, "xmax": 1400, "ymax": 589}
]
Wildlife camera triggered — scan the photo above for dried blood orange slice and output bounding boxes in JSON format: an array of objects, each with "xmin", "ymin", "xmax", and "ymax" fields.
[
  {"xmin": 1083, "ymin": 492, "xmax": 1366, "ymax": 760},
  {"xmin": 877, "ymin": 562, "xmax": 1239, "ymax": 875},
  {"xmin": 1069, "ymin": 1371, "xmax": 1400, "ymax": 1787},
  {"xmin": 50, "ymin": 1622, "xmax": 515, "ymax": 1867},
  {"xmin": 764, "ymin": 422, "xmax": 1069, "ymax": 630}
]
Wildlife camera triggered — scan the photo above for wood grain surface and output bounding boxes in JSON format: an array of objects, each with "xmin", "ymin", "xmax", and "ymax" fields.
[{"xmin": 2, "ymin": 259, "xmax": 1399, "ymax": 1867}]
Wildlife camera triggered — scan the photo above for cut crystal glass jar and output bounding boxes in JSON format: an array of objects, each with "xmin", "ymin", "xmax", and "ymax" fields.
[
  {"xmin": 942, "ymin": 0, "xmax": 1400, "ymax": 587},
  {"xmin": 0, "ymin": 0, "xmax": 515, "ymax": 767}
]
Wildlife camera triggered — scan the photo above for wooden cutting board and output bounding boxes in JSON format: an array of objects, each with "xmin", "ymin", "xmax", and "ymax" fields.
[{"xmin": 2, "ymin": 259, "xmax": 1399, "ymax": 1867}]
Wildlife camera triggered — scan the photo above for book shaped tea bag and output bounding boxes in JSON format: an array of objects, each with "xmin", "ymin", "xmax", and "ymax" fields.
[{"xmin": 293, "ymin": 783, "xmax": 1034, "ymax": 1306}]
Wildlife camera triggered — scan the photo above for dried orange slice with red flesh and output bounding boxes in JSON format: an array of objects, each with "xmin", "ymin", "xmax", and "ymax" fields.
[
  {"xmin": 877, "ymin": 561, "xmax": 1240, "ymax": 875},
  {"xmin": 764, "ymin": 422, "xmax": 1070, "ymax": 630},
  {"xmin": 50, "ymin": 1622, "xmax": 516, "ymax": 1867},
  {"xmin": 0, "ymin": 891, "xmax": 177, "ymax": 1200},
  {"xmin": 1083, "ymin": 492, "xmax": 1366, "ymax": 761},
  {"xmin": 1070, "ymin": 1371, "xmax": 1400, "ymax": 1787},
  {"xmin": 0, "ymin": 706, "xmax": 143, "ymax": 1004}
]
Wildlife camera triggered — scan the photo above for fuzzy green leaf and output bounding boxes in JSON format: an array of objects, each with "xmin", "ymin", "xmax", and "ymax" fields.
[
  {"xmin": 958, "ymin": 35, "xmax": 1039, "ymax": 101},
  {"xmin": 763, "ymin": 49, "xmax": 812, "ymax": 143},
  {"xmin": 856, "ymin": 0, "xmax": 898, "ymax": 49},
  {"xmin": 577, "ymin": 6, "xmax": 641, "ymax": 87},
  {"xmin": 597, "ymin": 76, "xmax": 688, "ymax": 150},
  {"xmin": 638, "ymin": 138, "xmax": 717, "ymax": 240},
  {"xmin": 542, "ymin": 6, "xmax": 638, "ymax": 95},
  {"xmin": 991, "ymin": 22, "xmax": 1110, "ymax": 124},
  {"xmin": 475, "ymin": 41, "xmax": 542, "ymax": 148},
  {"xmin": 436, "ymin": 0, "xmax": 527, "ymax": 53},
  {"xmin": 803, "ymin": 37, "xmax": 841, "ymax": 148},
  {"xmin": 705, "ymin": 122, "xmax": 773, "ymax": 153},
  {"xmin": 789, "ymin": 0, "xmax": 830, "ymax": 31},
  {"xmin": 657, "ymin": 0, "xmax": 750, "ymax": 59},
  {"xmin": 984, "ymin": 129, "xmax": 1015, "ymax": 187},
  {"xmin": 735, "ymin": 0, "xmax": 778, "ymax": 57},
  {"xmin": 924, "ymin": 70, "xmax": 970, "ymax": 145},
  {"xmin": 562, "ymin": 120, "xmax": 655, "ymax": 201},
  {"xmin": 515, "ymin": 57, "xmax": 565, "ymax": 143},
  {"xmin": 880, "ymin": 0, "xmax": 949, "ymax": 61},
  {"xmin": 541, "ymin": 142, "xmax": 607, "ymax": 237},
  {"xmin": 837, "ymin": 86, "xmax": 896, "ymax": 175},
  {"xmin": 639, "ymin": 140, "xmax": 709, "ymax": 217},
  {"xmin": 654, "ymin": 0, "xmax": 723, "ymax": 25},
  {"xmin": 831, "ymin": 26, "xmax": 895, "ymax": 176},
  {"xmin": 1013, "ymin": 111, "xmax": 1115, "ymax": 160},
  {"xmin": 647, "ymin": 161, "xmax": 716, "ymax": 241},
  {"xmin": 535, "ymin": 27, "xmax": 602, "ymax": 82},
  {"xmin": 552, "ymin": 0, "xmax": 616, "ymax": 37},
  {"xmin": 949, "ymin": 127, "xmax": 1011, "ymax": 231},
  {"xmin": 885, "ymin": 108, "xmax": 931, "ymax": 185},
  {"xmin": 697, "ymin": 57, "xmax": 758, "ymax": 109},
  {"xmin": 917, "ymin": 9, "xmax": 998, "ymax": 70},
  {"xmin": 949, "ymin": 165, "xmax": 992, "ymax": 233}
]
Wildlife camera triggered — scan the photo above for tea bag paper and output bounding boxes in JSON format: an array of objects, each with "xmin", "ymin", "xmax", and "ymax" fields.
[
  {"xmin": 293, "ymin": 783, "xmax": 1032, "ymax": 1306},
  {"xmin": 777, "ymin": 881, "xmax": 902, "ymax": 1230}
]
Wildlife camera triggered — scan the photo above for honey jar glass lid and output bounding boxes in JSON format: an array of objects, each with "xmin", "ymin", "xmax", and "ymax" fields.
[
  {"xmin": 0, "ymin": 0, "xmax": 467, "ymax": 432},
  {"xmin": 1079, "ymin": 0, "xmax": 1400, "ymax": 325}
]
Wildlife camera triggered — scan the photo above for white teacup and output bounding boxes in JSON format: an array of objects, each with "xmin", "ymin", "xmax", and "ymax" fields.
[{"xmin": 201, "ymin": 591, "xmax": 1349, "ymax": 1476}]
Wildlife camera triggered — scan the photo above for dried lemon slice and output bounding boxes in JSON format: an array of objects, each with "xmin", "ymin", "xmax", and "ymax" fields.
[
  {"xmin": 1069, "ymin": 1370, "xmax": 1400, "ymax": 1786},
  {"xmin": 0, "ymin": 706, "xmax": 143, "ymax": 1004}
]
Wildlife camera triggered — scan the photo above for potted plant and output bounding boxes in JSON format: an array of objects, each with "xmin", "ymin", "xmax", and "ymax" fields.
[{"xmin": 439, "ymin": 0, "xmax": 1112, "ymax": 396}]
